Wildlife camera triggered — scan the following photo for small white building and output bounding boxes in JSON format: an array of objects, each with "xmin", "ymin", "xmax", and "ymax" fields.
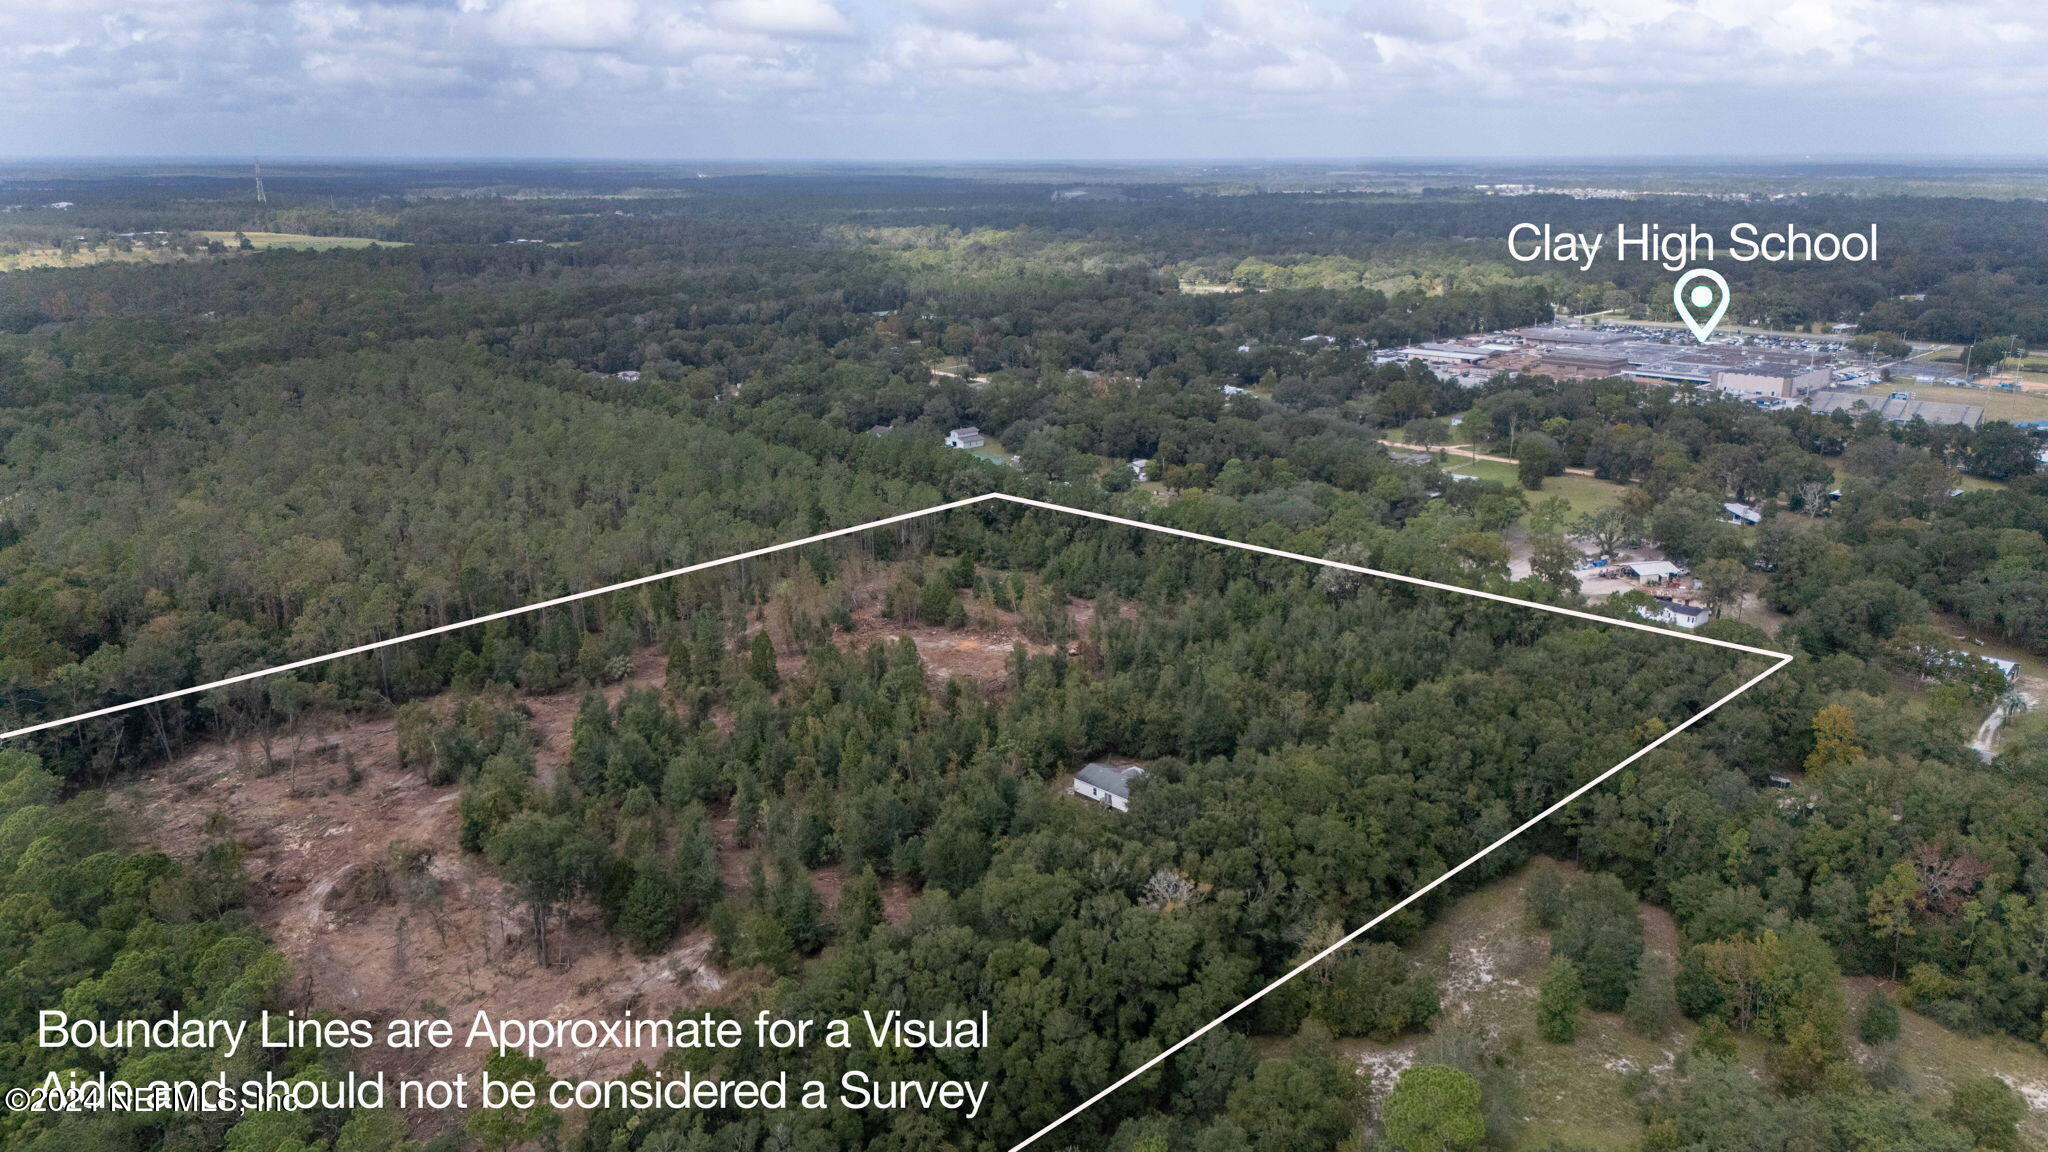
[
  {"xmin": 945, "ymin": 427, "xmax": 986, "ymax": 450},
  {"xmin": 1721, "ymin": 501, "xmax": 1762, "ymax": 525},
  {"xmin": 1072, "ymin": 762, "xmax": 1145, "ymax": 812},
  {"xmin": 1129, "ymin": 459, "xmax": 1150, "ymax": 481},
  {"xmin": 1642, "ymin": 598, "xmax": 1709, "ymax": 629},
  {"xmin": 613, "ymin": 370, "xmax": 642, "ymax": 382}
]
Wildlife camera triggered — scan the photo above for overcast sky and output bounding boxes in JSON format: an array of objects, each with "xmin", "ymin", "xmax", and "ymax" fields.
[{"xmin": 4, "ymin": 0, "xmax": 2044, "ymax": 161}]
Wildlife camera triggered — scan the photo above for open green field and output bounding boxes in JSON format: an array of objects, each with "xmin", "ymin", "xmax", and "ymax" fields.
[
  {"xmin": 1444, "ymin": 456, "xmax": 1630, "ymax": 518},
  {"xmin": 965, "ymin": 435, "xmax": 1014, "ymax": 465},
  {"xmin": 1918, "ymin": 349, "xmax": 2048, "ymax": 372},
  {"xmin": 1343, "ymin": 860, "xmax": 2048, "ymax": 1150},
  {"xmin": 197, "ymin": 230, "xmax": 402, "ymax": 250},
  {"xmin": 1851, "ymin": 380, "xmax": 2048, "ymax": 424}
]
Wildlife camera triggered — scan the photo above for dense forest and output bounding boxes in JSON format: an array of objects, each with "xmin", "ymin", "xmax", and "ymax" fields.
[{"xmin": 2, "ymin": 166, "xmax": 2046, "ymax": 1151}]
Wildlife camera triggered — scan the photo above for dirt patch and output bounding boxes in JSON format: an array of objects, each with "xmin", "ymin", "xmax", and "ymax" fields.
[
  {"xmin": 119, "ymin": 635, "xmax": 929, "ymax": 1120},
  {"xmin": 843, "ymin": 597, "xmax": 1056, "ymax": 685},
  {"xmin": 756, "ymin": 579, "xmax": 1067, "ymax": 689},
  {"xmin": 525, "ymin": 646, "xmax": 668, "ymax": 786},
  {"xmin": 811, "ymin": 862, "xmax": 915, "ymax": 925},
  {"xmin": 120, "ymin": 662, "xmax": 727, "ymax": 1096}
]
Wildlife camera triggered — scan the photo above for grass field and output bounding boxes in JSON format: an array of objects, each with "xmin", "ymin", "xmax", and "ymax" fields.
[
  {"xmin": 1849, "ymin": 381, "xmax": 2048, "ymax": 424},
  {"xmin": 1341, "ymin": 860, "xmax": 2048, "ymax": 1150},
  {"xmin": 1918, "ymin": 349, "xmax": 2048, "ymax": 373},
  {"xmin": 964, "ymin": 435, "xmax": 1014, "ymax": 466},
  {"xmin": 197, "ymin": 231, "xmax": 401, "ymax": 250},
  {"xmin": 1443, "ymin": 456, "xmax": 1630, "ymax": 518}
]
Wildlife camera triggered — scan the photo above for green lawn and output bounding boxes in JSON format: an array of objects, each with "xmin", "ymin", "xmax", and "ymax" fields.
[
  {"xmin": 197, "ymin": 230, "xmax": 402, "ymax": 251},
  {"xmin": 965, "ymin": 435, "xmax": 1014, "ymax": 465},
  {"xmin": 1849, "ymin": 381, "xmax": 2048, "ymax": 424},
  {"xmin": 1444, "ymin": 457, "xmax": 1629, "ymax": 518}
]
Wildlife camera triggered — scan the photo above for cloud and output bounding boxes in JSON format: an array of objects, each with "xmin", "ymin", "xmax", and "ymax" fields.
[
  {"xmin": 0, "ymin": 0, "xmax": 2043, "ymax": 158},
  {"xmin": 706, "ymin": 0, "xmax": 855, "ymax": 39},
  {"xmin": 488, "ymin": 0, "xmax": 640, "ymax": 50},
  {"xmin": 1346, "ymin": 0, "xmax": 1467, "ymax": 43}
]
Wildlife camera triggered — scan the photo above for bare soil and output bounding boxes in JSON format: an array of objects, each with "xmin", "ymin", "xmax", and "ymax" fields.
[
  {"xmin": 118, "ymin": 573, "xmax": 1038, "ymax": 1119},
  {"xmin": 120, "ymin": 653, "xmax": 724, "ymax": 1092},
  {"xmin": 119, "ymin": 619, "xmax": 955, "ymax": 1095}
]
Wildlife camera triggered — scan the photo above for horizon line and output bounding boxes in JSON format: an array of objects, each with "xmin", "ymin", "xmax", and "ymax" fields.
[{"xmin": 6, "ymin": 153, "xmax": 2048, "ymax": 169}]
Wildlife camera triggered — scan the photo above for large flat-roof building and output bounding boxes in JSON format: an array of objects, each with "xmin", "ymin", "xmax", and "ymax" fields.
[
  {"xmin": 1710, "ymin": 362, "xmax": 1832, "ymax": 399},
  {"xmin": 1505, "ymin": 327, "xmax": 1834, "ymax": 397},
  {"xmin": 1534, "ymin": 347, "xmax": 1633, "ymax": 378},
  {"xmin": 1619, "ymin": 344, "xmax": 1831, "ymax": 398}
]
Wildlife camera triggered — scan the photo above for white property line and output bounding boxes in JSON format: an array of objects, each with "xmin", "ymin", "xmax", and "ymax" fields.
[
  {"xmin": 1006, "ymin": 653, "xmax": 1790, "ymax": 1152},
  {"xmin": 0, "ymin": 491, "xmax": 1782, "ymax": 745},
  {"xmin": 985, "ymin": 505, "xmax": 1792, "ymax": 1152},
  {"xmin": 0, "ymin": 493, "xmax": 1003, "ymax": 744},
  {"xmin": 0, "ymin": 490, "xmax": 1794, "ymax": 1150},
  {"xmin": 992, "ymin": 494, "xmax": 1788, "ymax": 662}
]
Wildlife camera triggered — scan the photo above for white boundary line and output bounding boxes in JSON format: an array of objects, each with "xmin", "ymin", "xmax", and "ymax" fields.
[
  {"xmin": 0, "ymin": 490, "xmax": 1793, "ymax": 1150},
  {"xmin": 0, "ymin": 493, "xmax": 999, "ymax": 744},
  {"xmin": 981, "ymin": 496, "xmax": 1792, "ymax": 1152},
  {"xmin": 1007, "ymin": 654, "xmax": 1789, "ymax": 1152},
  {"xmin": 991, "ymin": 494, "xmax": 1787, "ymax": 661},
  {"xmin": 0, "ymin": 492, "xmax": 1783, "ymax": 745}
]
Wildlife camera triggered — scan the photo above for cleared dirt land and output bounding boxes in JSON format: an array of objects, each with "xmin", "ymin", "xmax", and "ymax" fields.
[
  {"xmin": 119, "ymin": 585, "xmax": 1048, "ymax": 1096},
  {"xmin": 120, "ymin": 650, "xmax": 725, "ymax": 1092}
]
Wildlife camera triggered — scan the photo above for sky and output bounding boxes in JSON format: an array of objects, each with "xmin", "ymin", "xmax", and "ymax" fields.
[{"xmin": 3, "ymin": 0, "xmax": 2045, "ymax": 161}]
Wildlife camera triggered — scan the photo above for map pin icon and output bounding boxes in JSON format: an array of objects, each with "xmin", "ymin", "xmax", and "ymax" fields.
[{"xmin": 1673, "ymin": 268, "xmax": 1730, "ymax": 343}]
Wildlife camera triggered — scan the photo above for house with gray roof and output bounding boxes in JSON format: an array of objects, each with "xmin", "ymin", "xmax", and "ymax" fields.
[{"xmin": 1072, "ymin": 762, "xmax": 1145, "ymax": 812}]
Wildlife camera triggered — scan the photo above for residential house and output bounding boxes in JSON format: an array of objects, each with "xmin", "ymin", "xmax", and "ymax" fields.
[
  {"xmin": 1720, "ymin": 501, "xmax": 1762, "ymax": 526},
  {"xmin": 1645, "ymin": 597, "xmax": 1709, "ymax": 629},
  {"xmin": 1072, "ymin": 762, "xmax": 1145, "ymax": 812}
]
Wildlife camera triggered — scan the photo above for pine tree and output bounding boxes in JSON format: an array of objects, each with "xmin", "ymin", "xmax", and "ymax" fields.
[
  {"xmin": 748, "ymin": 630, "xmax": 779, "ymax": 690},
  {"xmin": 1524, "ymin": 867, "xmax": 1564, "ymax": 930},
  {"xmin": 1857, "ymin": 987, "xmax": 1901, "ymax": 1044},
  {"xmin": 617, "ymin": 857, "xmax": 681, "ymax": 954},
  {"xmin": 1381, "ymin": 1064, "xmax": 1484, "ymax": 1152},
  {"xmin": 1537, "ymin": 957, "xmax": 1585, "ymax": 1044},
  {"xmin": 1624, "ymin": 952, "xmax": 1678, "ymax": 1038},
  {"xmin": 838, "ymin": 866, "xmax": 885, "ymax": 941}
]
